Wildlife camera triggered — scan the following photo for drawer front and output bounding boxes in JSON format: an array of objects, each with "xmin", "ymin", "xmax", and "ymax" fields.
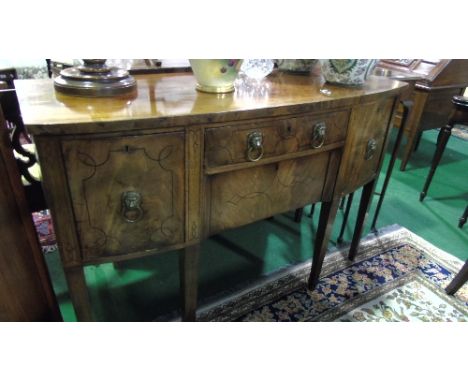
[
  {"xmin": 62, "ymin": 132, "xmax": 185, "ymax": 259},
  {"xmin": 204, "ymin": 110, "xmax": 348, "ymax": 168},
  {"xmin": 337, "ymin": 98, "xmax": 394, "ymax": 194},
  {"xmin": 208, "ymin": 152, "xmax": 330, "ymax": 234}
]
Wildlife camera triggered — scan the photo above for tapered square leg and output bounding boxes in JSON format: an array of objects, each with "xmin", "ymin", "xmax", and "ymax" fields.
[
  {"xmin": 179, "ymin": 244, "xmax": 200, "ymax": 321},
  {"xmin": 64, "ymin": 266, "xmax": 94, "ymax": 321},
  {"xmin": 400, "ymin": 128, "xmax": 420, "ymax": 171},
  {"xmin": 446, "ymin": 261, "xmax": 468, "ymax": 295},
  {"xmin": 349, "ymin": 179, "xmax": 377, "ymax": 261},
  {"xmin": 420, "ymin": 124, "xmax": 452, "ymax": 201},
  {"xmin": 371, "ymin": 100, "xmax": 412, "ymax": 231},
  {"xmin": 337, "ymin": 192, "xmax": 354, "ymax": 244},
  {"xmin": 308, "ymin": 197, "xmax": 341, "ymax": 290},
  {"xmin": 459, "ymin": 205, "xmax": 468, "ymax": 228},
  {"xmin": 294, "ymin": 208, "xmax": 304, "ymax": 223}
]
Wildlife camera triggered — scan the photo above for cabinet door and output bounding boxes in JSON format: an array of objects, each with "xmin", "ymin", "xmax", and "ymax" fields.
[
  {"xmin": 337, "ymin": 97, "xmax": 395, "ymax": 195},
  {"xmin": 62, "ymin": 132, "xmax": 185, "ymax": 260}
]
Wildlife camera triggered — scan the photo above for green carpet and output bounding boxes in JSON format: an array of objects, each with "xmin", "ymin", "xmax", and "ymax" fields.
[{"xmin": 44, "ymin": 128, "xmax": 468, "ymax": 321}]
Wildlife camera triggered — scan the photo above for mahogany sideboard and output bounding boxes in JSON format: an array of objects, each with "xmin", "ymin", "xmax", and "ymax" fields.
[{"xmin": 15, "ymin": 72, "xmax": 407, "ymax": 321}]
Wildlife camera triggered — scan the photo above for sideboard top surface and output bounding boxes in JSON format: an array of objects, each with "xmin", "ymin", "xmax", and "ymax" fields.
[{"xmin": 15, "ymin": 71, "xmax": 407, "ymax": 135}]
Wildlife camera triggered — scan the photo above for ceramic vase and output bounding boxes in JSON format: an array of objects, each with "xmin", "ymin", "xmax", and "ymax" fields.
[
  {"xmin": 189, "ymin": 59, "xmax": 243, "ymax": 93},
  {"xmin": 320, "ymin": 59, "xmax": 377, "ymax": 86}
]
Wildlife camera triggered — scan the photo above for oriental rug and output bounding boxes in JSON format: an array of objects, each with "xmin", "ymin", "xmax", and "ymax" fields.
[
  {"xmin": 198, "ymin": 225, "xmax": 468, "ymax": 322},
  {"xmin": 452, "ymin": 124, "xmax": 468, "ymax": 141}
]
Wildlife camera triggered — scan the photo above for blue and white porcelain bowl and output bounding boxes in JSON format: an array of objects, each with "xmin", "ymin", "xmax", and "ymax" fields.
[{"xmin": 320, "ymin": 59, "xmax": 377, "ymax": 86}]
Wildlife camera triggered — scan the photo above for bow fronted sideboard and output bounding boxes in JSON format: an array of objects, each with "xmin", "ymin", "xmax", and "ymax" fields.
[{"xmin": 15, "ymin": 71, "xmax": 407, "ymax": 321}]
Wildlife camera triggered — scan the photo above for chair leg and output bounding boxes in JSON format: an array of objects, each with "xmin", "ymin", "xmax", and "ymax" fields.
[
  {"xmin": 400, "ymin": 128, "xmax": 421, "ymax": 171},
  {"xmin": 339, "ymin": 197, "xmax": 346, "ymax": 210},
  {"xmin": 446, "ymin": 261, "xmax": 468, "ymax": 295},
  {"xmin": 413, "ymin": 131, "xmax": 423, "ymax": 152},
  {"xmin": 294, "ymin": 208, "xmax": 304, "ymax": 223},
  {"xmin": 420, "ymin": 124, "xmax": 453, "ymax": 201},
  {"xmin": 348, "ymin": 179, "xmax": 377, "ymax": 261},
  {"xmin": 180, "ymin": 244, "xmax": 200, "ymax": 321},
  {"xmin": 308, "ymin": 203, "xmax": 316, "ymax": 218},
  {"xmin": 337, "ymin": 192, "xmax": 354, "ymax": 244},
  {"xmin": 371, "ymin": 100, "xmax": 412, "ymax": 232},
  {"xmin": 308, "ymin": 198, "xmax": 341, "ymax": 290},
  {"xmin": 459, "ymin": 205, "xmax": 468, "ymax": 228}
]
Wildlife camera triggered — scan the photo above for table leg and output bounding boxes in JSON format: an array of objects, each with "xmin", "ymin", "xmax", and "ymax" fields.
[
  {"xmin": 400, "ymin": 127, "xmax": 420, "ymax": 171},
  {"xmin": 371, "ymin": 100, "xmax": 413, "ymax": 231},
  {"xmin": 339, "ymin": 196, "xmax": 346, "ymax": 210},
  {"xmin": 308, "ymin": 203, "xmax": 316, "ymax": 218},
  {"xmin": 459, "ymin": 205, "xmax": 468, "ymax": 228},
  {"xmin": 348, "ymin": 179, "xmax": 377, "ymax": 261},
  {"xmin": 64, "ymin": 266, "xmax": 94, "ymax": 321},
  {"xmin": 294, "ymin": 208, "xmax": 304, "ymax": 223},
  {"xmin": 420, "ymin": 124, "xmax": 452, "ymax": 201},
  {"xmin": 308, "ymin": 197, "xmax": 341, "ymax": 290},
  {"xmin": 179, "ymin": 244, "xmax": 200, "ymax": 321},
  {"xmin": 446, "ymin": 261, "xmax": 468, "ymax": 295},
  {"xmin": 413, "ymin": 131, "xmax": 423, "ymax": 152},
  {"xmin": 337, "ymin": 192, "xmax": 354, "ymax": 244}
]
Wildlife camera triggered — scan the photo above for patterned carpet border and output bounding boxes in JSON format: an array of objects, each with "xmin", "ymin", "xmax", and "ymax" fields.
[
  {"xmin": 452, "ymin": 124, "xmax": 468, "ymax": 141},
  {"xmin": 197, "ymin": 225, "xmax": 467, "ymax": 322}
]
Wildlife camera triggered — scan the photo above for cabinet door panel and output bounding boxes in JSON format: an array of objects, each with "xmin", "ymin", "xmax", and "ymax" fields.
[
  {"xmin": 337, "ymin": 98, "xmax": 394, "ymax": 195},
  {"xmin": 62, "ymin": 132, "xmax": 185, "ymax": 259}
]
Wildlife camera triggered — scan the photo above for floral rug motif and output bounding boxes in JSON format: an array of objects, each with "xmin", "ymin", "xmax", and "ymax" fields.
[
  {"xmin": 32, "ymin": 210, "xmax": 57, "ymax": 253},
  {"xmin": 335, "ymin": 278, "xmax": 466, "ymax": 322},
  {"xmin": 198, "ymin": 226, "xmax": 468, "ymax": 322}
]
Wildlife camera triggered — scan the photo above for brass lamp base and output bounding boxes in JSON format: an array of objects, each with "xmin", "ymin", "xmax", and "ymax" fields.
[{"xmin": 54, "ymin": 59, "xmax": 136, "ymax": 97}]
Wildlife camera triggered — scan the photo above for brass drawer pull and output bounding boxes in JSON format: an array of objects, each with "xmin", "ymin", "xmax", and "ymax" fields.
[
  {"xmin": 246, "ymin": 131, "xmax": 264, "ymax": 162},
  {"xmin": 121, "ymin": 191, "xmax": 143, "ymax": 223},
  {"xmin": 312, "ymin": 122, "xmax": 326, "ymax": 148},
  {"xmin": 365, "ymin": 139, "xmax": 377, "ymax": 160}
]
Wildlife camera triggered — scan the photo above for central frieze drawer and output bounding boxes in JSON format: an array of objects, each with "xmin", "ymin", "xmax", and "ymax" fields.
[
  {"xmin": 204, "ymin": 110, "xmax": 349, "ymax": 168},
  {"xmin": 62, "ymin": 132, "xmax": 185, "ymax": 260},
  {"xmin": 208, "ymin": 151, "xmax": 330, "ymax": 235}
]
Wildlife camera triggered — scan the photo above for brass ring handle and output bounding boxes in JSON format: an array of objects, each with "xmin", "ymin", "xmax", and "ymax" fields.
[
  {"xmin": 365, "ymin": 138, "xmax": 377, "ymax": 160},
  {"xmin": 246, "ymin": 131, "xmax": 264, "ymax": 162},
  {"xmin": 312, "ymin": 122, "xmax": 326, "ymax": 149},
  {"xmin": 121, "ymin": 191, "xmax": 143, "ymax": 223}
]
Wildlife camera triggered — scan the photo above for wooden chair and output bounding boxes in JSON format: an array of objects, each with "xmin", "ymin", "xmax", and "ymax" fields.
[
  {"xmin": 420, "ymin": 96, "xmax": 468, "ymax": 201},
  {"xmin": 419, "ymin": 96, "xmax": 468, "ymax": 228},
  {"xmin": 0, "ymin": 84, "xmax": 47, "ymax": 213},
  {"xmin": 0, "ymin": 104, "xmax": 61, "ymax": 321},
  {"xmin": 414, "ymin": 95, "xmax": 468, "ymax": 295}
]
